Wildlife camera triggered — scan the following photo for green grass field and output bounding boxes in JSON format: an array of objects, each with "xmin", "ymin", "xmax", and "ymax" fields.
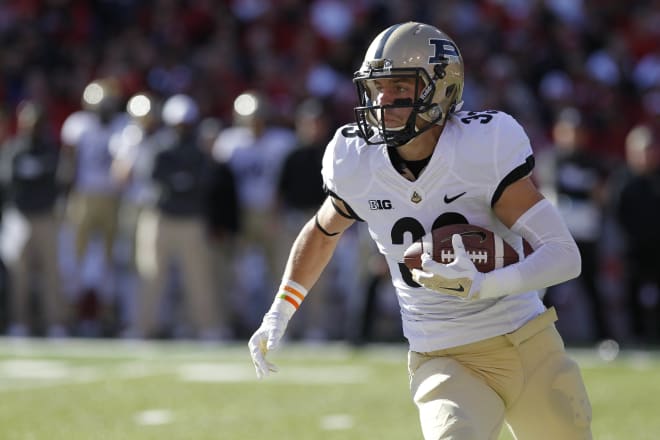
[{"xmin": 0, "ymin": 338, "xmax": 658, "ymax": 440}]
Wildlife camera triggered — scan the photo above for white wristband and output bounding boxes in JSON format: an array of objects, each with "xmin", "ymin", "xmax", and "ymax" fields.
[{"xmin": 269, "ymin": 280, "xmax": 309, "ymax": 320}]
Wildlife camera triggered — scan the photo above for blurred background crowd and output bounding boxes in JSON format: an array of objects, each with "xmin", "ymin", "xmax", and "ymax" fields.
[{"xmin": 0, "ymin": 0, "xmax": 658, "ymax": 347}]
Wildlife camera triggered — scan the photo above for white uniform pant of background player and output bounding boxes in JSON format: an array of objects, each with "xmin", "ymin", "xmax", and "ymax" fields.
[{"xmin": 408, "ymin": 308, "xmax": 592, "ymax": 440}]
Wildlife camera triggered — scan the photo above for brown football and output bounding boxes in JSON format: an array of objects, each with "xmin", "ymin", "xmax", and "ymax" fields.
[{"xmin": 403, "ymin": 224, "xmax": 532, "ymax": 273}]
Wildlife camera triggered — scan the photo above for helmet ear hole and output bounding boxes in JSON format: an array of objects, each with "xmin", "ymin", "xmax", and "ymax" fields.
[{"xmin": 427, "ymin": 106, "xmax": 441, "ymax": 120}]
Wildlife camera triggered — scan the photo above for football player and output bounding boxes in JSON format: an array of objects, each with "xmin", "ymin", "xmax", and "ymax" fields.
[
  {"xmin": 59, "ymin": 77, "xmax": 129, "ymax": 335},
  {"xmin": 249, "ymin": 22, "xmax": 592, "ymax": 439}
]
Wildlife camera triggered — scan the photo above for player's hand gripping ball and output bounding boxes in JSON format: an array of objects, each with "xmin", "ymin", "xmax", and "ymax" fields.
[{"xmin": 404, "ymin": 224, "xmax": 530, "ymax": 273}]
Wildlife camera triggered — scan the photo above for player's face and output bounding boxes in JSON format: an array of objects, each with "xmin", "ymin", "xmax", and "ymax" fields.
[{"xmin": 371, "ymin": 77, "xmax": 416, "ymax": 128}]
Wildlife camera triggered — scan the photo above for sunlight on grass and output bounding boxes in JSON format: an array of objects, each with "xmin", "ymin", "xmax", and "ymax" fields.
[{"xmin": 0, "ymin": 339, "xmax": 658, "ymax": 439}]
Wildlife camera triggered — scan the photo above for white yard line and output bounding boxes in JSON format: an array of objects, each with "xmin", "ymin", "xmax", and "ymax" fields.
[
  {"xmin": 0, "ymin": 357, "xmax": 372, "ymax": 392},
  {"xmin": 177, "ymin": 363, "xmax": 370, "ymax": 384},
  {"xmin": 0, "ymin": 337, "xmax": 250, "ymax": 361},
  {"xmin": 0, "ymin": 359, "xmax": 171, "ymax": 392}
]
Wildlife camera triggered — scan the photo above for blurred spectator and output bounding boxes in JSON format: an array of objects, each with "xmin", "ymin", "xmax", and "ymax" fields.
[
  {"xmin": 536, "ymin": 108, "xmax": 613, "ymax": 341},
  {"xmin": 0, "ymin": 186, "xmax": 5, "ymax": 331},
  {"xmin": 213, "ymin": 91, "xmax": 296, "ymax": 330},
  {"xmin": 0, "ymin": 108, "xmax": 10, "ymax": 330},
  {"xmin": 110, "ymin": 91, "xmax": 164, "ymax": 334},
  {"xmin": 608, "ymin": 124, "xmax": 660, "ymax": 345},
  {"xmin": 276, "ymin": 98, "xmax": 339, "ymax": 340},
  {"xmin": 133, "ymin": 94, "xmax": 226, "ymax": 340},
  {"xmin": 199, "ymin": 116, "xmax": 241, "ymax": 337},
  {"xmin": 58, "ymin": 77, "xmax": 129, "ymax": 336},
  {"xmin": 0, "ymin": 100, "xmax": 69, "ymax": 337}
]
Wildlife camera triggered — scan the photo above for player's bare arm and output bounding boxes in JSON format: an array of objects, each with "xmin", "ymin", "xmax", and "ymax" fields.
[
  {"xmin": 283, "ymin": 196, "xmax": 355, "ymax": 289},
  {"xmin": 492, "ymin": 176, "xmax": 544, "ymax": 228},
  {"xmin": 248, "ymin": 196, "xmax": 354, "ymax": 378}
]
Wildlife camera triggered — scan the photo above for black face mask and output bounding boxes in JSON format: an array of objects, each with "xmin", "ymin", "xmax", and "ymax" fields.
[{"xmin": 353, "ymin": 66, "xmax": 446, "ymax": 148}]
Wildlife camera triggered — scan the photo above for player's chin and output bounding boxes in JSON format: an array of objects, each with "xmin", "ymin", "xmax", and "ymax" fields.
[{"xmin": 382, "ymin": 120, "xmax": 405, "ymax": 130}]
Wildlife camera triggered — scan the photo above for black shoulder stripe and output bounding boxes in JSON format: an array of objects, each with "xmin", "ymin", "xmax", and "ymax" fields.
[
  {"xmin": 341, "ymin": 201, "xmax": 364, "ymax": 222},
  {"xmin": 315, "ymin": 214, "xmax": 340, "ymax": 237},
  {"xmin": 331, "ymin": 198, "xmax": 354, "ymax": 219},
  {"xmin": 491, "ymin": 154, "xmax": 535, "ymax": 207},
  {"xmin": 323, "ymin": 188, "xmax": 365, "ymax": 222}
]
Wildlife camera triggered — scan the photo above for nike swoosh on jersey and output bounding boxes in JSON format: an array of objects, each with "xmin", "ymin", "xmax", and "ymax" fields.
[
  {"xmin": 444, "ymin": 192, "xmax": 467, "ymax": 203},
  {"xmin": 440, "ymin": 284, "xmax": 465, "ymax": 293}
]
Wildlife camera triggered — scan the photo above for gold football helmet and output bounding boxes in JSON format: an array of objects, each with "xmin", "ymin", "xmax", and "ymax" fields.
[{"xmin": 353, "ymin": 22, "xmax": 464, "ymax": 147}]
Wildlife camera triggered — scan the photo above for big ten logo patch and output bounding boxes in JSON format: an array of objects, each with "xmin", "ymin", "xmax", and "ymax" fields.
[{"xmin": 369, "ymin": 199, "xmax": 393, "ymax": 210}]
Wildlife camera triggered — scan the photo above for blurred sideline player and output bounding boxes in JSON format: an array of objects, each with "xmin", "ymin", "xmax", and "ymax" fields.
[
  {"xmin": 199, "ymin": 116, "xmax": 241, "ymax": 338},
  {"xmin": 535, "ymin": 108, "xmax": 611, "ymax": 341},
  {"xmin": 608, "ymin": 124, "xmax": 660, "ymax": 344},
  {"xmin": 1, "ymin": 101, "xmax": 69, "ymax": 337},
  {"xmin": 109, "ymin": 92, "xmax": 164, "ymax": 334},
  {"xmin": 213, "ymin": 91, "xmax": 295, "ymax": 331},
  {"xmin": 133, "ymin": 94, "xmax": 224, "ymax": 340},
  {"xmin": 249, "ymin": 22, "xmax": 592, "ymax": 439},
  {"xmin": 59, "ymin": 77, "xmax": 129, "ymax": 335}
]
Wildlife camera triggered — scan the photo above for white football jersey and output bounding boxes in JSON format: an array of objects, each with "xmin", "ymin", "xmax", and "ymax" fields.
[
  {"xmin": 61, "ymin": 110, "xmax": 129, "ymax": 194},
  {"xmin": 322, "ymin": 110, "xmax": 546, "ymax": 352}
]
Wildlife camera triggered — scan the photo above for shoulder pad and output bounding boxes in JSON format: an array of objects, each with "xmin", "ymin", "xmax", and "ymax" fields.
[
  {"xmin": 321, "ymin": 124, "xmax": 375, "ymax": 198},
  {"xmin": 447, "ymin": 110, "xmax": 534, "ymax": 197}
]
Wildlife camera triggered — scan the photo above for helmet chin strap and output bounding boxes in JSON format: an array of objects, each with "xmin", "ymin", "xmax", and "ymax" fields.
[
  {"xmin": 381, "ymin": 108, "xmax": 428, "ymax": 148},
  {"xmin": 419, "ymin": 64, "xmax": 446, "ymax": 101}
]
